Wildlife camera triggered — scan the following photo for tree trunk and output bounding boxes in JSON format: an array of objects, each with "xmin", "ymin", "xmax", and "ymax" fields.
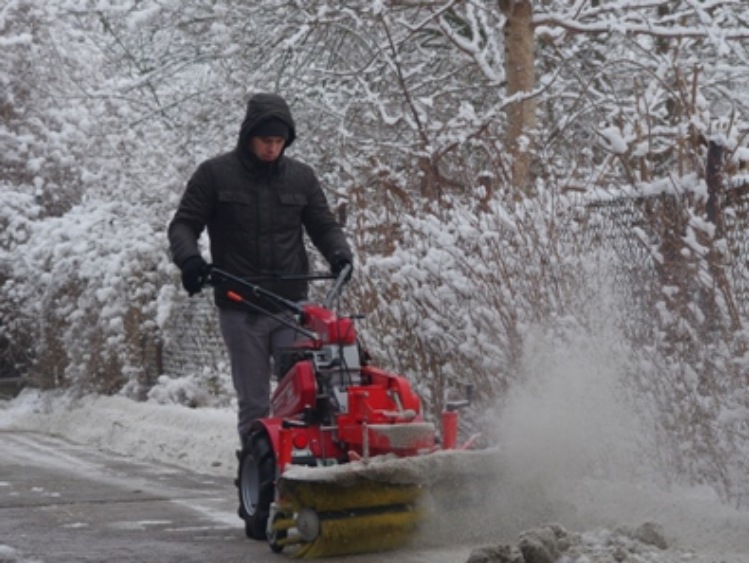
[
  {"xmin": 704, "ymin": 140, "xmax": 741, "ymax": 332},
  {"xmin": 499, "ymin": 0, "xmax": 536, "ymax": 196}
]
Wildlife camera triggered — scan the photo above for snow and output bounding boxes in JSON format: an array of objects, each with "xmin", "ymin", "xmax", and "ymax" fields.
[
  {"xmin": 0, "ymin": 391, "xmax": 237, "ymax": 476},
  {"xmin": 2, "ymin": 1, "xmax": 749, "ymax": 561},
  {"xmin": 2, "ymin": 387, "xmax": 749, "ymax": 562},
  {"xmin": 597, "ymin": 126, "xmax": 629, "ymax": 155}
]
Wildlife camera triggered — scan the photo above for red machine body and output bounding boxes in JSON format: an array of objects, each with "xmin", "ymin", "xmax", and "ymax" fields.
[{"xmin": 250, "ymin": 300, "xmax": 452, "ymax": 472}]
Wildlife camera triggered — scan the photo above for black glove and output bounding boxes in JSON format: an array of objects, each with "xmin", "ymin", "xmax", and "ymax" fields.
[
  {"xmin": 180, "ymin": 255, "xmax": 210, "ymax": 296},
  {"xmin": 331, "ymin": 255, "xmax": 353, "ymax": 282}
]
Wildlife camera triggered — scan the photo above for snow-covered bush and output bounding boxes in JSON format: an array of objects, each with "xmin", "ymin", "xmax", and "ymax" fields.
[
  {"xmin": 2, "ymin": 199, "xmax": 172, "ymax": 395},
  {"xmin": 0, "ymin": 1, "xmax": 107, "ymax": 217},
  {"xmin": 346, "ymin": 186, "xmax": 603, "ymax": 431},
  {"xmin": 0, "ymin": 189, "xmax": 43, "ymax": 376}
]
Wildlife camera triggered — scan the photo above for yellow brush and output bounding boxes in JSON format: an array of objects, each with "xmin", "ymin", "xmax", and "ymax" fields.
[{"xmin": 271, "ymin": 478, "xmax": 428, "ymax": 558}]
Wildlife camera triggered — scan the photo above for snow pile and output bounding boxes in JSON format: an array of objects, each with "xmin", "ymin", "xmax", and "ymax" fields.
[
  {"xmin": 467, "ymin": 522, "xmax": 671, "ymax": 563},
  {"xmin": 0, "ymin": 390, "xmax": 238, "ymax": 477}
]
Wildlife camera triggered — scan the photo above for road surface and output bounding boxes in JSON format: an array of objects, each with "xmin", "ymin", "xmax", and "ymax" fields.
[{"xmin": 0, "ymin": 431, "xmax": 472, "ymax": 563}]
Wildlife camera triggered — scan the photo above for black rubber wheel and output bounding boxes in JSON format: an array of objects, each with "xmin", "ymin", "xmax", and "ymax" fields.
[{"xmin": 237, "ymin": 430, "xmax": 276, "ymax": 540}]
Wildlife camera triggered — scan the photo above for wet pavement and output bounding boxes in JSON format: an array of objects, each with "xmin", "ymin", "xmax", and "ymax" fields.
[{"xmin": 0, "ymin": 431, "xmax": 471, "ymax": 563}]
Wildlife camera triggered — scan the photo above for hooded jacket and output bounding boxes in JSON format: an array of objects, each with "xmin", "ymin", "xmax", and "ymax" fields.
[{"xmin": 168, "ymin": 93, "xmax": 353, "ymax": 310}]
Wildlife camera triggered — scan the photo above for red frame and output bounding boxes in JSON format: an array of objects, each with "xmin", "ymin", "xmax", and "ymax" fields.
[{"xmin": 244, "ymin": 289, "xmax": 457, "ymax": 473}]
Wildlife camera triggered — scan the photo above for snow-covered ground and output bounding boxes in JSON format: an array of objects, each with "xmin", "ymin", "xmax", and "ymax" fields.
[{"xmin": 2, "ymin": 389, "xmax": 749, "ymax": 562}]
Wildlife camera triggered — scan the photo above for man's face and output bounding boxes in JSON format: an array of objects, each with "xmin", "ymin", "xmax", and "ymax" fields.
[{"xmin": 250, "ymin": 136, "xmax": 285, "ymax": 162}]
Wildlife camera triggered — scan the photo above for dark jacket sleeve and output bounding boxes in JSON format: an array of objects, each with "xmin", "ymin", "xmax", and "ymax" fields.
[
  {"xmin": 301, "ymin": 171, "xmax": 353, "ymax": 266},
  {"xmin": 168, "ymin": 163, "xmax": 215, "ymax": 267}
]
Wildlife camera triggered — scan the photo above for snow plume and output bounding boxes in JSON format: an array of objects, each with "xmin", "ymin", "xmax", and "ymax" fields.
[
  {"xmin": 493, "ymin": 320, "xmax": 649, "ymax": 488},
  {"xmin": 435, "ymin": 286, "xmax": 661, "ymax": 544},
  {"xmin": 411, "ymin": 252, "xmax": 664, "ymax": 545},
  {"xmin": 451, "ymin": 282, "xmax": 749, "ymax": 561}
]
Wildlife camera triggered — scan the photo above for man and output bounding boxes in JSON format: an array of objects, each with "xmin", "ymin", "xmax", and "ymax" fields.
[{"xmin": 168, "ymin": 92, "xmax": 353, "ymax": 442}]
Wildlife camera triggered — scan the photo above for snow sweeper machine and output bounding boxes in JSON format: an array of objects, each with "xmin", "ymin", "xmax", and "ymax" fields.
[{"xmin": 206, "ymin": 265, "xmax": 486, "ymax": 558}]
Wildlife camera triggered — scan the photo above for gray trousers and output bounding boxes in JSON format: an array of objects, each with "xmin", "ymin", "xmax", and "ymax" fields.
[{"xmin": 218, "ymin": 308, "xmax": 297, "ymax": 437}]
